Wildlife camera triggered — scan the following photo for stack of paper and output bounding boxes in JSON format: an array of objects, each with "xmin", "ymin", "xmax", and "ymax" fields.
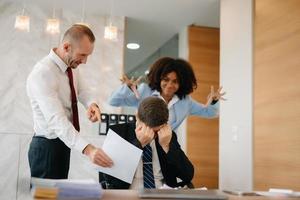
[{"xmin": 31, "ymin": 178, "xmax": 103, "ymax": 199}]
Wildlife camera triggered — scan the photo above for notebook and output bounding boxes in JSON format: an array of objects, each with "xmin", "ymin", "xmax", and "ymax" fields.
[{"xmin": 139, "ymin": 189, "xmax": 228, "ymax": 199}]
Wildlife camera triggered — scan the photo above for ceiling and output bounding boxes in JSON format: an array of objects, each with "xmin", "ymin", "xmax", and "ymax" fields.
[
  {"xmin": 123, "ymin": 0, "xmax": 220, "ymax": 72},
  {"xmin": 8, "ymin": 0, "xmax": 220, "ymax": 71}
]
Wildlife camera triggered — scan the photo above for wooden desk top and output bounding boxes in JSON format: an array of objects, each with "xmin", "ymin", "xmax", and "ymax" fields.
[{"xmin": 101, "ymin": 190, "xmax": 294, "ymax": 200}]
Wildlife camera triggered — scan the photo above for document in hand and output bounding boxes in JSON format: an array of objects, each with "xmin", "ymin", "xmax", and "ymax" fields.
[
  {"xmin": 95, "ymin": 128, "xmax": 143, "ymax": 183},
  {"xmin": 31, "ymin": 178, "xmax": 103, "ymax": 199}
]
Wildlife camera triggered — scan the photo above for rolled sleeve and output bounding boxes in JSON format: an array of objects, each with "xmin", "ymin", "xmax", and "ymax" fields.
[
  {"xmin": 74, "ymin": 136, "xmax": 89, "ymax": 153},
  {"xmin": 76, "ymin": 70, "xmax": 100, "ymax": 109},
  {"xmin": 189, "ymin": 97, "xmax": 219, "ymax": 118},
  {"xmin": 78, "ymin": 86, "xmax": 99, "ymax": 109},
  {"xmin": 108, "ymin": 84, "xmax": 139, "ymax": 107}
]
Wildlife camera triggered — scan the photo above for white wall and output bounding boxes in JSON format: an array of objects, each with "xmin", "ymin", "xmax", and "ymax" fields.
[
  {"xmin": 177, "ymin": 27, "xmax": 189, "ymax": 152},
  {"xmin": 0, "ymin": 1, "xmax": 124, "ymax": 199},
  {"xmin": 219, "ymin": 0, "xmax": 253, "ymax": 190},
  {"xmin": 0, "ymin": 1, "xmax": 124, "ymax": 135}
]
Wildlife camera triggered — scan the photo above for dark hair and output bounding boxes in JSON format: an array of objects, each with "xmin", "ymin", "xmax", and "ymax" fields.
[
  {"xmin": 63, "ymin": 24, "xmax": 95, "ymax": 43},
  {"xmin": 137, "ymin": 97, "xmax": 169, "ymax": 128},
  {"xmin": 147, "ymin": 57, "xmax": 197, "ymax": 99}
]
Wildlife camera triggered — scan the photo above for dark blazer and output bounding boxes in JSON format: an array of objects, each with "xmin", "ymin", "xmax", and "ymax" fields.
[{"xmin": 99, "ymin": 123, "xmax": 194, "ymax": 189}]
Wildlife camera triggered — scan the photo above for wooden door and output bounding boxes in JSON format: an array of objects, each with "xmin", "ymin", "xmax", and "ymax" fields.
[{"xmin": 187, "ymin": 26, "xmax": 220, "ymax": 188}]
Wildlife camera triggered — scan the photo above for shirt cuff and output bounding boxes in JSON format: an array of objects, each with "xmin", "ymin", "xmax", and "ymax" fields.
[
  {"xmin": 211, "ymin": 99, "xmax": 218, "ymax": 105},
  {"xmin": 86, "ymin": 100, "xmax": 99, "ymax": 109},
  {"xmin": 121, "ymin": 83, "xmax": 135, "ymax": 96},
  {"xmin": 74, "ymin": 136, "xmax": 89, "ymax": 153}
]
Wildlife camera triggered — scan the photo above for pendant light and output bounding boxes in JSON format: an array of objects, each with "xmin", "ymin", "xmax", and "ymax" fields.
[
  {"xmin": 104, "ymin": 0, "xmax": 118, "ymax": 41},
  {"xmin": 46, "ymin": 0, "xmax": 60, "ymax": 34},
  {"xmin": 14, "ymin": 1, "xmax": 30, "ymax": 32},
  {"xmin": 76, "ymin": 0, "xmax": 89, "ymax": 27}
]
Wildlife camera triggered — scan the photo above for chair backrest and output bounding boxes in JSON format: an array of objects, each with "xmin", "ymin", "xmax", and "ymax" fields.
[
  {"xmin": 98, "ymin": 113, "xmax": 136, "ymax": 187},
  {"xmin": 99, "ymin": 172, "xmax": 111, "ymax": 189},
  {"xmin": 99, "ymin": 113, "xmax": 136, "ymax": 135}
]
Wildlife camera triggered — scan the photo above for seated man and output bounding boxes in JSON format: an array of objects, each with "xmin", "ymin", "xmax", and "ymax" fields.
[{"xmin": 100, "ymin": 96, "xmax": 194, "ymax": 189}]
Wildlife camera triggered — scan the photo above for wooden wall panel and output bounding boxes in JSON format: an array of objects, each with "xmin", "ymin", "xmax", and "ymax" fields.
[
  {"xmin": 254, "ymin": 0, "xmax": 300, "ymax": 190},
  {"xmin": 187, "ymin": 26, "xmax": 220, "ymax": 188}
]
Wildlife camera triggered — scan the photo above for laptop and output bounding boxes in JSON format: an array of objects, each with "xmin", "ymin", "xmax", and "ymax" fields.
[{"xmin": 139, "ymin": 189, "xmax": 228, "ymax": 199}]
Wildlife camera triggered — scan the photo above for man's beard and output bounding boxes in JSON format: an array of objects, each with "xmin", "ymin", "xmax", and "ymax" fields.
[{"xmin": 66, "ymin": 55, "xmax": 78, "ymax": 69}]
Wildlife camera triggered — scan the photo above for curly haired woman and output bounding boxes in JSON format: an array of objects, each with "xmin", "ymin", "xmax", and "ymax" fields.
[{"xmin": 108, "ymin": 57, "xmax": 225, "ymax": 132}]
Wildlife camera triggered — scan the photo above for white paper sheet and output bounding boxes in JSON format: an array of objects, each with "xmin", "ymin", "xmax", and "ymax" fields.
[{"xmin": 95, "ymin": 128, "xmax": 143, "ymax": 183}]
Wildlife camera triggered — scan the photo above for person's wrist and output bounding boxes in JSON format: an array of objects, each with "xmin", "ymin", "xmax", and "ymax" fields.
[
  {"xmin": 126, "ymin": 82, "xmax": 132, "ymax": 88},
  {"xmin": 129, "ymin": 84, "xmax": 137, "ymax": 91},
  {"xmin": 83, "ymin": 144, "xmax": 95, "ymax": 156},
  {"xmin": 211, "ymin": 99, "xmax": 218, "ymax": 105},
  {"xmin": 162, "ymin": 144, "xmax": 169, "ymax": 153}
]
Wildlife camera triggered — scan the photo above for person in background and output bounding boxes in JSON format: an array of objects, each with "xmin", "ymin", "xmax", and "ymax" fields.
[
  {"xmin": 100, "ymin": 97, "xmax": 194, "ymax": 189},
  {"xmin": 108, "ymin": 57, "xmax": 226, "ymax": 132},
  {"xmin": 27, "ymin": 24, "xmax": 113, "ymax": 179}
]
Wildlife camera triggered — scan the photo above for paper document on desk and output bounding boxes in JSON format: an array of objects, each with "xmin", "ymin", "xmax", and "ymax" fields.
[
  {"xmin": 30, "ymin": 178, "xmax": 102, "ymax": 199},
  {"xmin": 95, "ymin": 128, "xmax": 143, "ymax": 183}
]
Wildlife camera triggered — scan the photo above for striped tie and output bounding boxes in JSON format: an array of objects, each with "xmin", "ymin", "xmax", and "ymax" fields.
[{"xmin": 143, "ymin": 144, "xmax": 155, "ymax": 189}]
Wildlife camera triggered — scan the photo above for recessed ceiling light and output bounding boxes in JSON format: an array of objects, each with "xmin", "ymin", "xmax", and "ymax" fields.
[{"xmin": 127, "ymin": 43, "xmax": 140, "ymax": 50}]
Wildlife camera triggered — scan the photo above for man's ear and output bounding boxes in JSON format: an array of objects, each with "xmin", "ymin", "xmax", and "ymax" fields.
[
  {"xmin": 63, "ymin": 42, "xmax": 71, "ymax": 53},
  {"xmin": 135, "ymin": 114, "xmax": 141, "ymax": 123},
  {"xmin": 135, "ymin": 117, "xmax": 140, "ymax": 126}
]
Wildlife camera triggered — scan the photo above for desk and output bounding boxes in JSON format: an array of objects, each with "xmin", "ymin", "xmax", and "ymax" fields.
[{"xmin": 101, "ymin": 190, "xmax": 294, "ymax": 200}]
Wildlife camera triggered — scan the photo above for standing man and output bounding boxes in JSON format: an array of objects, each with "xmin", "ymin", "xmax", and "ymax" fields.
[{"xmin": 27, "ymin": 24, "xmax": 113, "ymax": 179}]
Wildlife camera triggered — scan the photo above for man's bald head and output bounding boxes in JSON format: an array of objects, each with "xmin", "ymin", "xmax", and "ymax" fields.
[
  {"xmin": 56, "ymin": 24, "xmax": 95, "ymax": 69},
  {"xmin": 62, "ymin": 24, "xmax": 95, "ymax": 45}
]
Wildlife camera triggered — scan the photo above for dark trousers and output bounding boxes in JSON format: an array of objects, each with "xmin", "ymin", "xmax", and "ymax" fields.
[{"xmin": 28, "ymin": 136, "xmax": 70, "ymax": 179}]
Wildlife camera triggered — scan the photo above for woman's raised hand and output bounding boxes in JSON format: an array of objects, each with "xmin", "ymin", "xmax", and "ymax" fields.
[
  {"xmin": 120, "ymin": 74, "xmax": 142, "ymax": 99},
  {"xmin": 205, "ymin": 86, "xmax": 226, "ymax": 107}
]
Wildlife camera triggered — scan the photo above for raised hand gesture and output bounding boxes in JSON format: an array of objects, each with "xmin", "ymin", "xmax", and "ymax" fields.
[
  {"xmin": 205, "ymin": 86, "xmax": 226, "ymax": 107},
  {"xmin": 120, "ymin": 74, "xmax": 142, "ymax": 99}
]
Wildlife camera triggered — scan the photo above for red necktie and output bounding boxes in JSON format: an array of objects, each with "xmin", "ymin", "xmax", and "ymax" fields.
[{"xmin": 66, "ymin": 67, "xmax": 80, "ymax": 132}]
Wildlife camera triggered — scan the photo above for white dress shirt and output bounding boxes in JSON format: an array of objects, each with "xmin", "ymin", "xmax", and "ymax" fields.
[
  {"xmin": 130, "ymin": 140, "xmax": 164, "ymax": 189},
  {"xmin": 151, "ymin": 91, "xmax": 179, "ymax": 126},
  {"xmin": 26, "ymin": 49, "xmax": 98, "ymax": 153}
]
